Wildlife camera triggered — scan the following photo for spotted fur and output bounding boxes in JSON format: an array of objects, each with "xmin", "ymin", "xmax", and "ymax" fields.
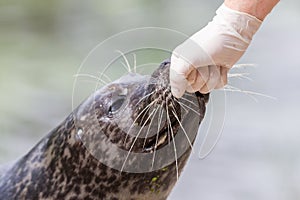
[{"xmin": 0, "ymin": 60, "xmax": 209, "ymax": 200}]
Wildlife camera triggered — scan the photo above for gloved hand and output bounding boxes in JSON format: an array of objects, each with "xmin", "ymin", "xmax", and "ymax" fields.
[{"xmin": 170, "ymin": 4, "xmax": 262, "ymax": 98}]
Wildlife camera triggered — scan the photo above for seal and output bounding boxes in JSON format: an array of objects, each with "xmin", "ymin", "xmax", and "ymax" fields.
[{"xmin": 0, "ymin": 60, "xmax": 209, "ymax": 200}]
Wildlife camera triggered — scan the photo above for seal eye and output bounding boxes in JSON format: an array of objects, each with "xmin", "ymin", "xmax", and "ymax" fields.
[{"xmin": 108, "ymin": 96, "xmax": 126, "ymax": 117}]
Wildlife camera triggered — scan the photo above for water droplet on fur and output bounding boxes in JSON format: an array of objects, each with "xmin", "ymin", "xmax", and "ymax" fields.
[{"xmin": 77, "ymin": 128, "xmax": 83, "ymax": 139}]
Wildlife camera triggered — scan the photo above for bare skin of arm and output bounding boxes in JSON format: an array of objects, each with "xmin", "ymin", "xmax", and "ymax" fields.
[{"xmin": 225, "ymin": 0, "xmax": 279, "ymax": 21}]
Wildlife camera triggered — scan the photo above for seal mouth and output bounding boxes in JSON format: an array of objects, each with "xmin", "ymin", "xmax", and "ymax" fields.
[
  {"xmin": 139, "ymin": 89, "xmax": 205, "ymax": 153},
  {"xmin": 138, "ymin": 86, "xmax": 181, "ymax": 153}
]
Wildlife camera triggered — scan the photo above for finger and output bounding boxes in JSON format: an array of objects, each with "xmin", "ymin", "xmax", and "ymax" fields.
[
  {"xmin": 186, "ymin": 68, "xmax": 197, "ymax": 84},
  {"xmin": 170, "ymin": 51, "xmax": 193, "ymax": 75},
  {"xmin": 170, "ymin": 69, "xmax": 188, "ymax": 98},
  {"xmin": 186, "ymin": 69, "xmax": 198, "ymax": 93},
  {"xmin": 199, "ymin": 84, "xmax": 209, "ymax": 94},
  {"xmin": 186, "ymin": 67, "xmax": 209, "ymax": 93},
  {"xmin": 200, "ymin": 65, "xmax": 220, "ymax": 93},
  {"xmin": 215, "ymin": 66, "xmax": 229, "ymax": 89}
]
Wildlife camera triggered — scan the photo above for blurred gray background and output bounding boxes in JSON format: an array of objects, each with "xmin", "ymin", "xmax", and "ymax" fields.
[{"xmin": 1, "ymin": 0, "xmax": 300, "ymax": 199}]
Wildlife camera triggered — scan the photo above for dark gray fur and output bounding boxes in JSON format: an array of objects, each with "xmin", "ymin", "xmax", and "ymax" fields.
[{"xmin": 0, "ymin": 60, "xmax": 209, "ymax": 200}]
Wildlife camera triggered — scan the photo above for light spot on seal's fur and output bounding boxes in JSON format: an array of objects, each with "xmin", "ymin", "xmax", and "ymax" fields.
[{"xmin": 77, "ymin": 128, "xmax": 83, "ymax": 138}]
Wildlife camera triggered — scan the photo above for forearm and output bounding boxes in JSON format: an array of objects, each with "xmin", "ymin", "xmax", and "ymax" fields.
[{"xmin": 225, "ymin": 0, "xmax": 279, "ymax": 20}]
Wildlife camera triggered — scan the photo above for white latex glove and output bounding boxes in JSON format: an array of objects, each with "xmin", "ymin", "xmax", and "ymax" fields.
[{"xmin": 170, "ymin": 4, "xmax": 262, "ymax": 98}]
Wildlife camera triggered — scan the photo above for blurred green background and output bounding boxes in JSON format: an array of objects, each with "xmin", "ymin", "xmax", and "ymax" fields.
[{"xmin": 1, "ymin": 0, "xmax": 300, "ymax": 199}]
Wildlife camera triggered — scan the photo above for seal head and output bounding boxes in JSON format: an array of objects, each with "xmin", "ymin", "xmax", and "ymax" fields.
[{"xmin": 0, "ymin": 60, "xmax": 209, "ymax": 200}]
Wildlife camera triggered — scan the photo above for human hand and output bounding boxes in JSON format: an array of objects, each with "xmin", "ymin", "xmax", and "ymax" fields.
[{"xmin": 170, "ymin": 4, "xmax": 262, "ymax": 98}]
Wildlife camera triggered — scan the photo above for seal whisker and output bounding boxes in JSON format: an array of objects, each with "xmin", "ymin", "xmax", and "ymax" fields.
[
  {"xmin": 121, "ymin": 100, "xmax": 159, "ymax": 172},
  {"xmin": 180, "ymin": 96, "xmax": 199, "ymax": 109},
  {"xmin": 97, "ymin": 67, "xmax": 114, "ymax": 88},
  {"xmin": 116, "ymin": 50, "xmax": 132, "ymax": 73},
  {"xmin": 99, "ymin": 72, "xmax": 112, "ymax": 83},
  {"xmin": 228, "ymin": 73, "xmax": 253, "ymax": 81},
  {"xmin": 176, "ymin": 101, "xmax": 201, "ymax": 117},
  {"xmin": 166, "ymin": 103, "xmax": 179, "ymax": 180},
  {"xmin": 166, "ymin": 105, "xmax": 171, "ymax": 145},
  {"xmin": 73, "ymin": 73, "xmax": 108, "ymax": 85},
  {"xmin": 175, "ymin": 99, "xmax": 188, "ymax": 113},
  {"xmin": 142, "ymin": 105, "xmax": 160, "ymax": 149},
  {"xmin": 182, "ymin": 93, "xmax": 198, "ymax": 99},
  {"xmin": 120, "ymin": 61, "xmax": 132, "ymax": 74},
  {"xmin": 170, "ymin": 104, "xmax": 194, "ymax": 153},
  {"xmin": 224, "ymin": 85, "xmax": 276, "ymax": 101},
  {"xmin": 135, "ymin": 91, "xmax": 155, "ymax": 106},
  {"xmin": 151, "ymin": 104, "xmax": 164, "ymax": 169},
  {"xmin": 232, "ymin": 63, "xmax": 257, "ymax": 69},
  {"xmin": 124, "ymin": 98, "xmax": 157, "ymax": 144}
]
